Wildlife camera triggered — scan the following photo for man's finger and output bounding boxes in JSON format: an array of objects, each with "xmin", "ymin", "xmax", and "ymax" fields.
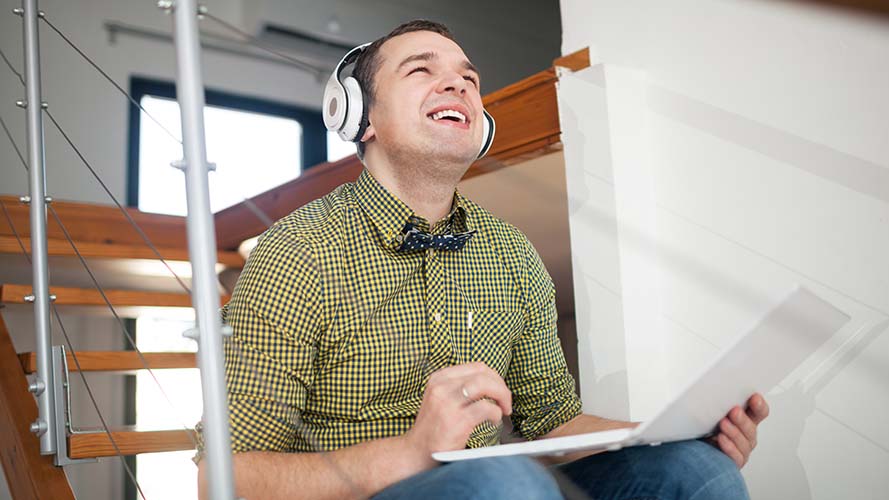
[
  {"xmin": 719, "ymin": 418, "xmax": 752, "ymax": 458},
  {"xmin": 746, "ymin": 393, "xmax": 770, "ymax": 424},
  {"xmin": 729, "ymin": 407, "xmax": 758, "ymax": 445},
  {"xmin": 464, "ymin": 398, "xmax": 504, "ymax": 430},
  {"xmin": 457, "ymin": 374, "xmax": 512, "ymax": 415},
  {"xmin": 717, "ymin": 433, "xmax": 745, "ymax": 469}
]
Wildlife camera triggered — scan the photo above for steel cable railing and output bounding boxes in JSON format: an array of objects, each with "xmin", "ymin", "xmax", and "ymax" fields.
[
  {"xmin": 0, "ymin": 47, "xmax": 199, "ymax": 446},
  {"xmin": 0, "ymin": 45, "xmax": 196, "ymax": 500},
  {"xmin": 0, "ymin": 122, "xmax": 185, "ymax": 500},
  {"xmin": 0, "ymin": 198, "xmax": 147, "ymax": 500},
  {"xmin": 39, "ymin": 13, "xmax": 283, "ymax": 231}
]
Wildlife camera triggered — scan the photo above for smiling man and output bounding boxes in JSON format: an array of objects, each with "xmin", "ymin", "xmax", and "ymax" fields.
[{"xmin": 196, "ymin": 20, "xmax": 769, "ymax": 499}]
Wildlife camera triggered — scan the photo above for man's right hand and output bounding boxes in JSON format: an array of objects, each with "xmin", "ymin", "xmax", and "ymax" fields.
[{"xmin": 404, "ymin": 362, "xmax": 513, "ymax": 464}]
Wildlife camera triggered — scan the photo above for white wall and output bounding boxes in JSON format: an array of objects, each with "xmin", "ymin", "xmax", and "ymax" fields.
[{"xmin": 558, "ymin": 1, "xmax": 889, "ymax": 499}]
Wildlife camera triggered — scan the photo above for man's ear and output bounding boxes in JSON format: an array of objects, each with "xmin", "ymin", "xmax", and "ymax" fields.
[{"xmin": 360, "ymin": 121, "xmax": 375, "ymax": 143}]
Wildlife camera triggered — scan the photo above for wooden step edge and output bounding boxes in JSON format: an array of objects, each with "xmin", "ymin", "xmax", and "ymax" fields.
[
  {"xmin": 18, "ymin": 351, "xmax": 197, "ymax": 374},
  {"xmin": 68, "ymin": 428, "xmax": 196, "ymax": 458},
  {"xmin": 0, "ymin": 283, "xmax": 231, "ymax": 308},
  {"xmin": 0, "ymin": 235, "xmax": 245, "ymax": 268}
]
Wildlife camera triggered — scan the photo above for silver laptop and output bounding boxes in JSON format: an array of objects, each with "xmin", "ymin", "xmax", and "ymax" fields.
[{"xmin": 433, "ymin": 286, "xmax": 851, "ymax": 462}]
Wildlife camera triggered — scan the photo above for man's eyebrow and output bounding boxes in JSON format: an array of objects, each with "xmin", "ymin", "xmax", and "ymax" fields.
[
  {"xmin": 462, "ymin": 60, "xmax": 480, "ymax": 78},
  {"xmin": 395, "ymin": 51, "xmax": 481, "ymax": 78},
  {"xmin": 396, "ymin": 52, "xmax": 437, "ymax": 72}
]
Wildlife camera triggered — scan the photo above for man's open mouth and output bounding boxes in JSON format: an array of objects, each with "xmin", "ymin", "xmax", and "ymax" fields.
[
  {"xmin": 428, "ymin": 109, "xmax": 467, "ymax": 124},
  {"xmin": 426, "ymin": 105, "xmax": 471, "ymax": 127}
]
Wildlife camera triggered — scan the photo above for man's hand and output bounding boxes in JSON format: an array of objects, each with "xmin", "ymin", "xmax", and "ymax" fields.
[
  {"xmin": 712, "ymin": 393, "xmax": 770, "ymax": 468},
  {"xmin": 405, "ymin": 362, "xmax": 512, "ymax": 464}
]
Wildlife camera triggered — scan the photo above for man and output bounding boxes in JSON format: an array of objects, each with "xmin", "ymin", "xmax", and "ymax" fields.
[{"xmin": 196, "ymin": 20, "xmax": 769, "ymax": 499}]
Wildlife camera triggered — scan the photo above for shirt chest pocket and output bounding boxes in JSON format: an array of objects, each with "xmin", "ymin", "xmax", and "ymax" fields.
[{"xmin": 467, "ymin": 309, "xmax": 525, "ymax": 376}]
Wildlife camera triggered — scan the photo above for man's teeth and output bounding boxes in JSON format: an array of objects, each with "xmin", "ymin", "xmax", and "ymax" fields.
[{"xmin": 430, "ymin": 109, "xmax": 467, "ymax": 123}]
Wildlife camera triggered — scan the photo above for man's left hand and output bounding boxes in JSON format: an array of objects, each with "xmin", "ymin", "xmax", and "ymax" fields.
[{"xmin": 712, "ymin": 393, "xmax": 770, "ymax": 469}]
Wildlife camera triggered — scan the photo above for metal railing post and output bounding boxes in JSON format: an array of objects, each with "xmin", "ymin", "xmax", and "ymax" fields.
[
  {"xmin": 169, "ymin": 0, "xmax": 236, "ymax": 498},
  {"xmin": 21, "ymin": 0, "xmax": 57, "ymax": 455}
]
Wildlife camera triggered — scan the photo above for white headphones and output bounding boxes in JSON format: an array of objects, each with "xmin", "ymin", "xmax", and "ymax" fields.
[{"xmin": 322, "ymin": 43, "xmax": 496, "ymax": 160}]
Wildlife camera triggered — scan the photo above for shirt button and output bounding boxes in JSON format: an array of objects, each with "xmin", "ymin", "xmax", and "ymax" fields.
[{"xmin": 433, "ymin": 312, "xmax": 442, "ymax": 323}]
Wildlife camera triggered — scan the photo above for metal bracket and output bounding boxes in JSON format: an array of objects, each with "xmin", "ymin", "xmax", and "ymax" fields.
[
  {"xmin": 51, "ymin": 346, "xmax": 97, "ymax": 465},
  {"xmin": 157, "ymin": 1, "xmax": 207, "ymax": 18},
  {"xmin": 183, "ymin": 324, "xmax": 233, "ymax": 341},
  {"xmin": 170, "ymin": 159, "xmax": 216, "ymax": 172}
]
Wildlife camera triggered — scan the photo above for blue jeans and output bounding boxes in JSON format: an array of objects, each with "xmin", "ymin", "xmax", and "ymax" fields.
[{"xmin": 371, "ymin": 440, "xmax": 749, "ymax": 500}]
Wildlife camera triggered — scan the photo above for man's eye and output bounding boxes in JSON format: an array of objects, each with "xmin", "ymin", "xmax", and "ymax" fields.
[
  {"xmin": 408, "ymin": 66, "xmax": 429, "ymax": 75},
  {"xmin": 464, "ymin": 75, "xmax": 478, "ymax": 86}
]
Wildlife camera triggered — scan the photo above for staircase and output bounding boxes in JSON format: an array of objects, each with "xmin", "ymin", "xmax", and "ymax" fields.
[{"xmin": 0, "ymin": 195, "xmax": 242, "ymax": 499}]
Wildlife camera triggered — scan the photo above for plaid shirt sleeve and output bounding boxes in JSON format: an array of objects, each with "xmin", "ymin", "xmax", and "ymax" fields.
[
  {"xmin": 506, "ymin": 235, "xmax": 582, "ymax": 440},
  {"xmin": 194, "ymin": 224, "xmax": 323, "ymax": 460}
]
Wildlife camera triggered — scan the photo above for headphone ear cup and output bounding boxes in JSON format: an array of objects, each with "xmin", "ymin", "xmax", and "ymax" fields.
[
  {"xmin": 322, "ymin": 73, "xmax": 347, "ymax": 132},
  {"xmin": 477, "ymin": 109, "xmax": 496, "ymax": 159},
  {"xmin": 339, "ymin": 76, "xmax": 365, "ymax": 142}
]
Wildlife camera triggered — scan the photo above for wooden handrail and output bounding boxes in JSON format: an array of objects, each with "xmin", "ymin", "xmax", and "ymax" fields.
[{"xmin": 213, "ymin": 48, "xmax": 592, "ymax": 250}]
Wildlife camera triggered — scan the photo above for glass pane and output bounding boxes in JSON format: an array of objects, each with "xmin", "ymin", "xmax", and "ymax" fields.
[{"xmin": 138, "ymin": 95, "xmax": 302, "ymax": 216}]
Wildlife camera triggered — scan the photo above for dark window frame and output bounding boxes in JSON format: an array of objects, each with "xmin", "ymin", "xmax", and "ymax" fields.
[{"xmin": 126, "ymin": 75, "xmax": 327, "ymax": 208}]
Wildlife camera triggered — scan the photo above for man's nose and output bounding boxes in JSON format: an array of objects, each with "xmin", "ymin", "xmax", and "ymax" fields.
[{"xmin": 437, "ymin": 70, "xmax": 468, "ymax": 95}]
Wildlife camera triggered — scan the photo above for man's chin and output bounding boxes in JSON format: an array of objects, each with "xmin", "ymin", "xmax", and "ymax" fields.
[{"xmin": 425, "ymin": 142, "xmax": 479, "ymax": 165}]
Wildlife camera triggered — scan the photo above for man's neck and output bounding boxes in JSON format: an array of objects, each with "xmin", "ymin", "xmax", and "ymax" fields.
[{"xmin": 364, "ymin": 151, "xmax": 468, "ymax": 224}]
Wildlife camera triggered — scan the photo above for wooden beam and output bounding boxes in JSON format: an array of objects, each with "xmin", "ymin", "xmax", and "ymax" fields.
[
  {"xmin": 0, "ymin": 235, "xmax": 244, "ymax": 268},
  {"xmin": 213, "ymin": 54, "xmax": 593, "ymax": 250},
  {"xmin": 0, "ymin": 284, "xmax": 230, "ymax": 309},
  {"xmin": 68, "ymin": 428, "xmax": 196, "ymax": 459},
  {"xmin": 213, "ymin": 155, "xmax": 363, "ymax": 251},
  {"xmin": 0, "ymin": 314, "xmax": 75, "ymax": 500},
  {"xmin": 19, "ymin": 351, "xmax": 197, "ymax": 374},
  {"xmin": 554, "ymin": 47, "xmax": 591, "ymax": 72}
]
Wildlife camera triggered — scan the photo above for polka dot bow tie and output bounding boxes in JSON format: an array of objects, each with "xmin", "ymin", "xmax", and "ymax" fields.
[{"xmin": 396, "ymin": 223, "xmax": 476, "ymax": 252}]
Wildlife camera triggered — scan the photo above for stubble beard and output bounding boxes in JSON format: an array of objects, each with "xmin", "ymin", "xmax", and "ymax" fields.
[{"xmin": 379, "ymin": 132, "xmax": 476, "ymax": 196}]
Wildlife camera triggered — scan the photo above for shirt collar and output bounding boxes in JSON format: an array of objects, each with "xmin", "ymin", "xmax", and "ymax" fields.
[{"xmin": 354, "ymin": 169, "xmax": 471, "ymax": 251}]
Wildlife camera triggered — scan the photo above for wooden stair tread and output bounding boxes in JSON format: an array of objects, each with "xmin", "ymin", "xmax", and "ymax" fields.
[
  {"xmin": 0, "ymin": 283, "xmax": 230, "ymax": 308},
  {"xmin": 0, "ymin": 235, "xmax": 244, "ymax": 268},
  {"xmin": 18, "ymin": 351, "xmax": 197, "ymax": 373},
  {"xmin": 68, "ymin": 427, "xmax": 196, "ymax": 458}
]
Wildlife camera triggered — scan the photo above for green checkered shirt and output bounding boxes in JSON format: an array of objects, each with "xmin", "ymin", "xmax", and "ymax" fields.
[{"xmin": 198, "ymin": 169, "xmax": 581, "ymax": 457}]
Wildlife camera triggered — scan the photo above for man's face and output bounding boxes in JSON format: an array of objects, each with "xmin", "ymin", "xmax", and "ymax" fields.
[{"xmin": 361, "ymin": 31, "xmax": 485, "ymax": 166}]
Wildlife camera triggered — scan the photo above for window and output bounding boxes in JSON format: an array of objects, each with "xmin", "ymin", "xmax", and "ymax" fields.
[
  {"xmin": 127, "ymin": 77, "xmax": 328, "ymax": 216},
  {"xmin": 132, "ymin": 315, "xmax": 201, "ymax": 500}
]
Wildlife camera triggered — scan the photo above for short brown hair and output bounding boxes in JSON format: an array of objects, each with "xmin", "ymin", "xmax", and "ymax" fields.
[{"xmin": 352, "ymin": 20, "xmax": 458, "ymax": 159}]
